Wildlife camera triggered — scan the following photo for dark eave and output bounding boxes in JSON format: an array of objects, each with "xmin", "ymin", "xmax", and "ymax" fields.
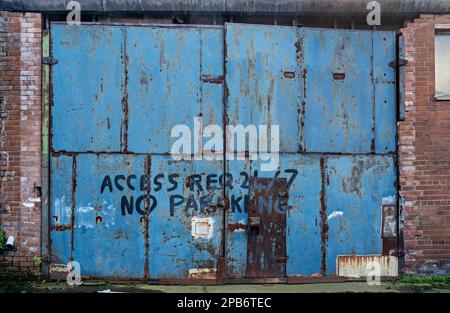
[{"xmin": 2, "ymin": 0, "xmax": 450, "ymax": 15}]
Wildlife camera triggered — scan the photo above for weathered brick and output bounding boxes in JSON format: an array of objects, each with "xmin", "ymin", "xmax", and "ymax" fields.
[
  {"xmin": 400, "ymin": 14, "xmax": 450, "ymax": 275},
  {"xmin": 0, "ymin": 11, "xmax": 41, "ymax": 274}
]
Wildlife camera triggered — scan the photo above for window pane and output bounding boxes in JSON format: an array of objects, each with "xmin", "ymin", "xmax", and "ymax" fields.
[{"xmin": 435, "ymin": 33, "xmax": 450, "ymax": 99}]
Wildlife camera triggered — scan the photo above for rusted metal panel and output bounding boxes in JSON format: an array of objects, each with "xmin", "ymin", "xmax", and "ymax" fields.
[
  {"xmin": 224, "ymin": 156, "xmax": 322, "ymax": 278},
  {"xmin": 247, "ymin": 177, "xmax": 287, "ymax": 278},
  {"xmin": 287, "ymin": 276, "xmax": 347, "ymax": 284},
  {"xmin": 51, "ymin": 25, "xmax": 124, "ymax": 152},
  {"xmin": 225, "ymin": 23, "xmax": 300, "ymax": 153},
  {"xmin": 302, "ymin": 29, "xmax": 395, "ymax": 154},
  {"xmin": 49, "ymin": 154, "xmax": 73, "ymax": 266},
  {"xmin": 337, "ymin": 255, "xmax": 398, "ymax": 278},
  {"xmin": 382, "ymin": 204, "xmax": 397, "ymax": 238},
  {"xmin": 373, "ymin": 31, "xmax": 397, "ymax": 153},
  {"xmin": 125, "ymin": 26, "xmax": 223, "ymax": 154},
  {"xmin": 325, "ymin": 156, "xmax": 397, "ymax": 276},
  {"xmin": 148, "ymin": 157, "xmax": 224, "ymax": 279},
  {"xmin": 49, "ymin": 23, "xmax": 398, "ymax": 281},
  {"xmin": 382, "ymin": 203, "xmax": 398, "ymax": 255},
  {"xmin": 50, "ymin": 24, "xmax": 225, "ymax": 279},
  {"xmin": 72, "ymin": 154, "xmax": 148, "ymax": 278}
]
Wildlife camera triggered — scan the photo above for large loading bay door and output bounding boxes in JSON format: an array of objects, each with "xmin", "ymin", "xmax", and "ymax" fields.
[{"xmin": 48, "ymin": 23, "xmax": 397, "ymax": 280}]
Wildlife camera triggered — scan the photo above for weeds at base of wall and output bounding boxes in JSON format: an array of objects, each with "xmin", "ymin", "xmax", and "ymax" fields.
[
  {"xmin": 401, "ymin": 275, "xmax": 450, "ymax": 284},
  {"xmin": 0, "ymin": 273, "xmax": 39, "ymax": 293},
  {"xmin": 0, "ymin": 227, "xmax": 6, "ymax": 251},
  {"xmin": 388, "ymin": 275, "xmax": 450, "ymax": 293}
]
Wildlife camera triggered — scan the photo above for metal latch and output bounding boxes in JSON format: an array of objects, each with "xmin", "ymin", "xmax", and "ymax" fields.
[
  {"xmin": 282, "ymin": 71, "xmax": 296, "ymax": 79},
  {"xmin": 333, "ymin": 72, "xmax": 346, "ymax": 80},
  {"xmin": 42, "ymin": 57, "xmax": 58, "ymax": 65},
  {"xmin": 389, "ymin": 58, "xmax": 408, "ymax": 68}
]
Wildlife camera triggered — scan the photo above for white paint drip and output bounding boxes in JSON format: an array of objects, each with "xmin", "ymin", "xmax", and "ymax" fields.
[
  {"xmin": 76, "ymin": 206, "xmax": 95, "ymax": 229},
  {"xmin": 382, "ymin": 195, "xmax": 397, "ymax": 205},
  {"xmin": 100, "ymin": 200, "xmax": 116, "ymax": 228},
  {"xmin": 54, "ymin": 196, "xmax": 71, "ymax": 224},
  {"xmin": 327, "ymin": 211, "xmax": 344, "ymax": 221},
  {"xmin": 22, "ymin": 197, "xmax": 41, "ymax": 208}
]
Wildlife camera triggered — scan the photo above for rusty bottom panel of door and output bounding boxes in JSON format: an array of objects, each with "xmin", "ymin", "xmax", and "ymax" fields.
[{"xmin": 247, "ymin": 177, "xmax": 288, "ymax": 278}]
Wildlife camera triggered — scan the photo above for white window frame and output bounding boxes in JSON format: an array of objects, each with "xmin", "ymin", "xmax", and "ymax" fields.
[{"xmin": 435, "ymin": 25, "xmax": 450, "ymax": 100}]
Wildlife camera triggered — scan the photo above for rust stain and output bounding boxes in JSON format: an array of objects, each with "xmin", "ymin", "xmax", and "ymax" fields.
[
  {"xmin": 302, "ymin": 69, "xmax": 307, "ymax": 100},
  {"xmin": 201, "ymin": 75, "xmax": 224, "ymax": 84},
  {"xmin": 298, "ymin": 64, "xmax": 307, "ymax": 152},
  {"xmin": 332, "ymin": 72, "xmax": 346, "ymax": 80},
  {"xmin": 143, "ymin": 154, "xmax": 152, "ymax": 279},
  {"xmin": 140, "ymin": 70, "xmax": 148, "ymax": 86},
  {"xmin": 337, "ymin": 255, "xmax": 398, "ymax": 277},
  {"xmin": 227, "ymin": 222, "xmax": 246, "ymax": 232},
  {"xmin": 282, "ymin": 71, "xmax": 295, "ymax": 79},
  {"xmin": 371, "ymin": 137, "xmax": 376, "ymax": 153},
  {"xmin": 319, "ymin": 157, "xmax": 328, "ymax": 275},
  {"xmin": 114, "ymin": 230, "xmax": 123, "ymax": 239},
  {"xmin": 247, "ymin": 177, "xmax": 287, "ymax": 278},
  {"xmin": 185, "ymin": 176, "xmax": 191, "ymax": 190},
  {"xmin": 50, "ymin": 224, "xmax": 72, "ymax": 232},
  {"xmin": 70, "ymin": 154, "xmax": 77, "ymax": 259},
  {"xmin": 342, "ymin": 159, "xmax": 365, "ymax": 197},
  {"xmin": 120, "ymin": 29, "xmax": 129, "ymax": 153}
]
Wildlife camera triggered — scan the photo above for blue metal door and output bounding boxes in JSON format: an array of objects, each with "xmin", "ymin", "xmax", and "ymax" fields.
[
  {"xmin": 224, "ymin": 23, "xmax": 397, "ymax": 278},
  {"xmin": 50, "ymin": 24, "xmax": 225, "ymax": 279},
  {"xmin": 49, "ymin": 23, "xmax": 397, "ymax": 280}
]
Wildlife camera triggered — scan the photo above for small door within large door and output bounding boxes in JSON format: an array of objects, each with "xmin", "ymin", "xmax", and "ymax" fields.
[{"xmin": 247, "ymin": 177, "xmax": 288, "ymax": 278}]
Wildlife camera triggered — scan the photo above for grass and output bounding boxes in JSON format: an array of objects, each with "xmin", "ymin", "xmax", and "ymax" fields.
[
  {"xmin": 388, "ymin": 275, "xmax": 450, "ymax": 293},
  {"xmin": 400, "ymin": 275, "xmax": 450, "ymax": 284},
  {"xmin": 0, "ymin": 274, "xmax": 36, "ymax": 293}
]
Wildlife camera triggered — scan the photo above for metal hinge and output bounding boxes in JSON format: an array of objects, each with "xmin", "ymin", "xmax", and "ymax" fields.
[
  {"xmin": 389, "ymin": 58, "xmax": 408, "ymax": 68},
  {"xmin": 42, "ymin": 57, "xmax": 58, "ymax": 65},
  {"xmin": 276, "ymin": 256, "xmax": 288, "ymax": 263}
]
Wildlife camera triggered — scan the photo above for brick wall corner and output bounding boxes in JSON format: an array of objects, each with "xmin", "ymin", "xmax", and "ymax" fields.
[
  {"xmin": 0, "ymin": 11, "xmax": 42, "ymax": 274},
  {"xmin": 399, "ymin": 14, "xmax": 450, "ymax": 276}
]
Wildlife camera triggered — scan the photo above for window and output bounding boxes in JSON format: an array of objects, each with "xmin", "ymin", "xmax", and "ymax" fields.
[{"xmin": 435, "ymin": 30, "xmax": 450, "ymax": 100}]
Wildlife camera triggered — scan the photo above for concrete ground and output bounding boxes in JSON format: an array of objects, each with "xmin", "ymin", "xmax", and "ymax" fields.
[{"xmin": 2, "ymin": 279, "xmax": 450, "ymax": 293}]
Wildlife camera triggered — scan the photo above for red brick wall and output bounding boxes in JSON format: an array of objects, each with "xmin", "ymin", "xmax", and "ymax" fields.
[
  {"xmin": 399, "ymin": 14, "xmax": 450, "ymax": 275},
  {"xmin": 0, "ymin": 11, "xmax": 42, "ymax": 273}
]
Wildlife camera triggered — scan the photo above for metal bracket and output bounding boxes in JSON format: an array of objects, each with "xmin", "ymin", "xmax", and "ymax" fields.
[
  {"xmin": 389, "ymin": 58, "xmax": 408, "ymax": 68},
  {"xmin": 42, "ymin": 57, "xmax": 58, "ymax": 65}
]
